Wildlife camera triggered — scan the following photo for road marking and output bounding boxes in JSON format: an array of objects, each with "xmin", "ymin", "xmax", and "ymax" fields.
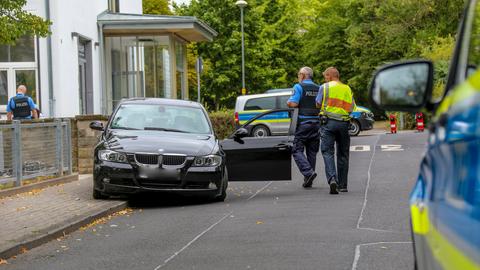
[
  {"xmin": 247, "ymin": 181, "xmax": 273, "ymax": 201},
  {"xmin": 381, "ymin": 144, "xmax": 404, "ymax": 151},
  {"xmin": 153, "ymin": 211, "xmax": 233, "ymax": 270},
  {"xmin": 153, "ymin": 182, "xmax": 273, "ymax": 269},
  {"xmin": 356, "ymin": 135, "xmax": 380, "ymax": 229},
  {"xmin": 350, "ymin": 145, "xmax": 371, "ymax": 152},
  {"xmin": 351, "ymin": 241, "xmax": 412, "ymax": 270}
]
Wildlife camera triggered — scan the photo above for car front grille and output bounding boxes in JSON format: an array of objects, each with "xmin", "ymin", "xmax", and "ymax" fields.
[
  {"xmin": 162, "ymin": 155, "xmax": 186, "ymax": 166},
  {"xmin": 135, "ymin": 154, "xmax": 159, "ymax": 165}
]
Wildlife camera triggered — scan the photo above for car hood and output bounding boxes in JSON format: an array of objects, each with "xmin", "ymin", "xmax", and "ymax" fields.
[{"xmin": 104, "ymin": 130, "xmax": 216, "ymax": 156}]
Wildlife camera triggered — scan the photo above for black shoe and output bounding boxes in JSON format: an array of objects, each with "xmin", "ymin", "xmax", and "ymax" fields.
[
  {"xmin": 338, "ymin": 188, "xmax": 348, "ymax": 192},
  {"xmin": 329, "ymin": 181, "xmax": 339, "ymax": 194},
  {"xmin": 303, "ymin": 173, "xmax": 317, "ymax": 188}
]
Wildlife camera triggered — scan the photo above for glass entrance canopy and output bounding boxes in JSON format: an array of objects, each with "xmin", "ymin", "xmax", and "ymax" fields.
[{"xmin": 98, "ymin": 12, "xmax": 217, "ymax": 113}]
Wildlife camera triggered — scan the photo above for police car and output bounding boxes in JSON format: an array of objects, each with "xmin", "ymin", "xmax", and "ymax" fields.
[
  {"xmin": 369, "ymin": 0, "xmax": 480, "ymax": 268},
  {"xmin": 234, "ymin": 91, "xmax": 374, "ymax": 137}
]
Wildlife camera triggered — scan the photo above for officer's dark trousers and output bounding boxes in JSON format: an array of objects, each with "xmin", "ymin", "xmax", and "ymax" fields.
[
  {"xmin": 320, "ymin": 119, "xmax": 350, "ymax": 188},
  {"xmin": 292, "ymin": 121, "xmax": 320, "ymax": 177}
]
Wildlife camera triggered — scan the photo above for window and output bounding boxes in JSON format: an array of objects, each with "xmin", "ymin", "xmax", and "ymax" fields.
[
  {"xmin": 0, "ymin": 71, "xmax": 8, "ymax": 105},
  {"xmin": 277, "ymin": 95, "xmax": 290, "ymax": 109},
  {"xmin": 0, "ymin": 36, "xmax": 38, "ymax": 111},
  {"xmin": 106, "ymin": 36, "xmax": 171, "ymax": 113},
  {"xmin": 110, "ymin": 104, "xmax": 211, "ymax": 134},
  {"xmin": 466, "ymin": 2, "xmax": 480, "ymax": 78},
  {"xmin": 244, "ymin": 97, "xmax": 276, "ymax": 111},
  {"xmin": 175, "ymin": 40, "xmax": 186, "ymax": 99},
  {"xmin": 0, "ymin": 36, "xmax": 35, "ymax": 63}
]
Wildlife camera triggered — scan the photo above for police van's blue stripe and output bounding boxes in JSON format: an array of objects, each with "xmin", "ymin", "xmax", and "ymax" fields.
[{"xmin": 238, "ymin": 111, "xmax": 290, "ymax": 121}]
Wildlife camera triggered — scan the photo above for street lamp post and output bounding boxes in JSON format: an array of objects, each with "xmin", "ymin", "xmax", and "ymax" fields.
[{"xmin": 236, "ymin": 0, "xmax": 248, "ymax": 95}]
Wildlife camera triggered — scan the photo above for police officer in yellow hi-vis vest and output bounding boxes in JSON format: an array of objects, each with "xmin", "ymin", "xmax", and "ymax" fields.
[{"xmin": 316, "ymin": 67, "xmax": 356, "ymax": 194}]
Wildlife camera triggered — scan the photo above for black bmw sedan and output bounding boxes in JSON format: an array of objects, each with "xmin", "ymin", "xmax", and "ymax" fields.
[{"xmin": 90, "ymin": 98, "xmax": 296, "ymax": 202}]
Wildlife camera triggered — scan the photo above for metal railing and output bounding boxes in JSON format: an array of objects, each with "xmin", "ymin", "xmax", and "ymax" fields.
[{"xmin": 0, "ymin": 120, "xmax": 72, "ymax": 186}]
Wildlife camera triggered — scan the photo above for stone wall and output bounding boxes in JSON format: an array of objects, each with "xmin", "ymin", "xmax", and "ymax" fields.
[{"xmin": 75, "ymin": 115, "xmax": 109, "ymax": 174}]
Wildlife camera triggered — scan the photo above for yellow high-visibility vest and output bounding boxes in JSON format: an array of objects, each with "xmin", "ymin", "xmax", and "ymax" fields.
[{"xmin": 320, "ymin": 81, "xmax": 356, "ymax": 121}]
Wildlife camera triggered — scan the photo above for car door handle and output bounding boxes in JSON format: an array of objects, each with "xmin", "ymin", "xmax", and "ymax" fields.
[{"xmin": 275, "ymin": 143, "xmax": 290, "ymax": 151}]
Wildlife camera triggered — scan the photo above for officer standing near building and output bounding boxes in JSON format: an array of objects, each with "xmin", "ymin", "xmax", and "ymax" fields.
[
  {"xmin": 6, "ymin": 85, "xmax": 38, "ymax": 120},
  {"xmin": 287, "ymin": 67, "xmax": 320, "ymax": 188},
  {"xmin": 316, "ymin": 67, "xmax": 355, "ymax": 194}
]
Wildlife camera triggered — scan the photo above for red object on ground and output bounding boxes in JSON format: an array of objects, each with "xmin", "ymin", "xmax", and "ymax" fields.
[
  {"xmin": 390, "ymin": 114, "xmax": 397, "ymax": 134},
  {"xmin": 416, "ymin": 112, "xmax": 425, "ymax": 132}
]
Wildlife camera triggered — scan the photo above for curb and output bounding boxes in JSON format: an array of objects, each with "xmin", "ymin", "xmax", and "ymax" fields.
[
  {"xmin": 0, "ymin": 174, "xmax": 79, "ymax": 200},
  {"xmin": 0, "ymin": 201, "xmax": 127, "ymax": 260}
]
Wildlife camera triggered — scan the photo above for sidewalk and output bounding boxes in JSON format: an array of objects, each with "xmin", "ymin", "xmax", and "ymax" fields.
[{"xmin": 0, "ymin": 175, "xmax": 126, "ymax": 259}]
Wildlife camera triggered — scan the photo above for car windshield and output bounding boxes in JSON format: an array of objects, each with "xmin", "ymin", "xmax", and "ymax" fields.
[{"xmin": 109, "ymin": 104, "xmax": 212, "ymax": 134}]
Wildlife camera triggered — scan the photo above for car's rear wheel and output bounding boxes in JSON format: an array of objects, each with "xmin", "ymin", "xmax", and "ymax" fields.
[
  {"xmin": 349, "ymin": 120, "xmax": 361, "ymax": 136},
  {"xmin": 93, "ymin": 188, "xmax": 109, "ymax": 200},
  {"xmin": 251, "ymin": 125, "xmax": 270, "ymax": 137}
]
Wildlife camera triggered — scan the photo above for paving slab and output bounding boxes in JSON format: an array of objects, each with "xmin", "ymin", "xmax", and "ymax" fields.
[{"xmin": 0, "ymin": 175, "xmax": 126, "ymax": 259}]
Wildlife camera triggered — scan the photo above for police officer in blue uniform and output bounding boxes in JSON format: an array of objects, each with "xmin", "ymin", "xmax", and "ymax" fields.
[
  {"xmin": 7, "ymin": 85, "xmax": 38, "ymax": 120},
  {"xmin": 287, "ymin": 67, "xmax": 320, "ymax": 188}
]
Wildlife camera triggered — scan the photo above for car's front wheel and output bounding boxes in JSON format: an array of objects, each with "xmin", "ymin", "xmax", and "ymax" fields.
[{"xmin": 349, "ymin": 120, "xmax": 361, "ymax": 136}]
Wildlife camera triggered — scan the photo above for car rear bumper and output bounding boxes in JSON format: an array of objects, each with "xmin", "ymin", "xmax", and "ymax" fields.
[{"xmin": 94, "ymin": 161, "xmax": 224, "ymax": 196}]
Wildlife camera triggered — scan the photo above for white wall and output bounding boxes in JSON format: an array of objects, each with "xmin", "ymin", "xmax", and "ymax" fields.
[{"xmin": 25, "ymin": 0, "xmax": 143, "ymax": 117}]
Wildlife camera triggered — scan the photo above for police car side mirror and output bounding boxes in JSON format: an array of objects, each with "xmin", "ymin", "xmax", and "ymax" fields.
[
  {"xmin": 89, "ymin": 121, "xmax": 104, "ymax": 131},
  {"xmin": 369, "ymin": 60, "xmax": 434, "ymax": 112}
]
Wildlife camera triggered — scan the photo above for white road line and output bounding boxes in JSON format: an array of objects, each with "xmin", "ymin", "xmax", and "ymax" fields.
[
  {"xmin": 153, "ymin": 181, "xmax": 273, "ymax": 269},
  {"xmin": 247, "ymin": 181, "xmax": 273, "ymax": 201},
  {"xmin": 351, "ymin": 241, "xmax": 412, "ymax": 270},
  {"xmin": 153, "ymin": 211, "xmax": 233, "ymax": 270},
  {"xmin": 356, "ymin": 135, "xmax": 380, "ymax": 229}
]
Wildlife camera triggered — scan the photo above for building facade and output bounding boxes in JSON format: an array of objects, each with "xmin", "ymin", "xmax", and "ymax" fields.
[{"xmin": 0, "ymin": 0, "xmax": 216, "ymax": 118}]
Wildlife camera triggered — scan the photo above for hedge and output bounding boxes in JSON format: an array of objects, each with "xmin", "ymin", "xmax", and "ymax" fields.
[{"xmin": 209, "ymin": 110, "xmax": 236, "ymax": 139}]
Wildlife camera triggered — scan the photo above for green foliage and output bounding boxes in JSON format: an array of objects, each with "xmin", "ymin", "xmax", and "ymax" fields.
[
  {"xmin": 175, "ymin": 0, "xmax": 465, "ymax": 112},
  {"xmin": 0, "ymin": 0, "xmax": 51, "ymax": 44},
  {"xmin": 143, "ymin": 0, "xmax": 172, "ymax": 15},
  {"xmin": 176, "ymin": 0, "xmax": 307, "ymax": 110},
  {"xmin": 209, "ymin": 110, "xmax": 236, "ymax": 139}
]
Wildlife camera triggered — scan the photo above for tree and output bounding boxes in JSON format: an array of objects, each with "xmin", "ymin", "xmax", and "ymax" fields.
[
  {"xmin": 176, "ymin": 0, "xmax": 307, "ymax": 109},
  {"xmin": 143, "ymin": 0, "xmax": 172, "ymax": 15},
  {"xmin": 0, "ymin": 0, "xmax": 50, "ymax": 44}
]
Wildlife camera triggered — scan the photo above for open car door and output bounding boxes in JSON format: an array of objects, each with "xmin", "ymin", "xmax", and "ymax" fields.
[{"xmin": 220, "ymin": 109, "xmax": 298, "ymax": 181}]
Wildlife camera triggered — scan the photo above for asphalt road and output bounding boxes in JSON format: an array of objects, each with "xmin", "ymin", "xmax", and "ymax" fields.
[{"xmin": 3, "ymin": 131, "xmax": 428, "ymax": 270}]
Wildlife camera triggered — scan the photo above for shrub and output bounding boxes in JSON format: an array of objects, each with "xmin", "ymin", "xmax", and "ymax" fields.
[{"xmin": 209, "ymin": 110, "xmax": 236, "ymax": 139}]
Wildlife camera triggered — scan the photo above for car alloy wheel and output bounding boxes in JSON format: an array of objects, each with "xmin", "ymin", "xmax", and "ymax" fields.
[
  {"xmin": 349, "ymin": 120, "xmax": 360, "ymax": 136},
  {"xmin": 251, "ymin": 125, "xmax": 270, "ymax": 137}
]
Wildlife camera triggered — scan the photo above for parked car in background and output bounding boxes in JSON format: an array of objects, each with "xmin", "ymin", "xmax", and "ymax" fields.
[
  {"xmin": 235, "ymin": 92, "xmax": 374, "ymax": 137},
  {"xmin": 349, "ymin": 106, "xmax": 375, "ymax": 136},
  {"xmin": 265, "ymin": 88, "xmax": 293, "ymax": 94}
]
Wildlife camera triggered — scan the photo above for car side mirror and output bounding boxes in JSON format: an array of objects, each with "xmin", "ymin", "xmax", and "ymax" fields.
[
  {"xmin": 234, "ymin": 128, "xmax": 249, "ymax": 138},
  {"xmin": 370, "ymin": 60, "xmax": 434, "ymax": 112},
  {"xmin": 89, "ymin": 121, "xmax": 104, "ymax": 131}
]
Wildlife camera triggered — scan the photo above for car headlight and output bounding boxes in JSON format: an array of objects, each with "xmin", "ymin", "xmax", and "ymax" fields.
[
  {"xmin": 98, "ymin": 150, "xmax": 128, "ymax": 163},
  {"xmin": 193, "ymin": 155, "xmax": 222, "ymax": 167},
  {"xmin": 361, "ymin": 112, "xmax": 366, "ymax": 117},
  {"xmin": 368, "ymin": 112, "xmax": 374, "ymax": 118}
]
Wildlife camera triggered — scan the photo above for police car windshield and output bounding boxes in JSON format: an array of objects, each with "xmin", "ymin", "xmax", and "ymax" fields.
[{"xmin": 109, "ymin": 104, "xmax": 212, "ymax": 134}]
